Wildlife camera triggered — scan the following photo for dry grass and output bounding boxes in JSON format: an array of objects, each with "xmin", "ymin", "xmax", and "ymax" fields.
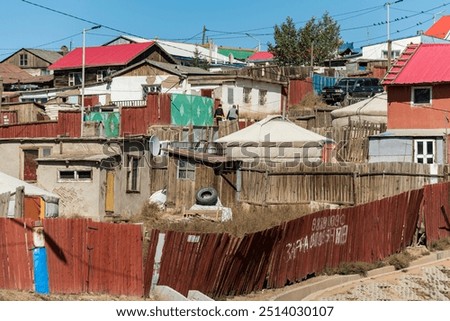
[
  {"xmin": 290, "ymin": 92, "xmax": 328, "ymax": 110},
  {"xmin": 323, "ymin": 261, "xmax": 385, "ymax": 277},
  {"xmin": 132, "ymin": 203, "xmax": 314, "ymax": 237},
  {"xmin": 430, "ymin": 236, "xmax": 450, "ymax": 251},
  {"xmin": 386, "ymin": 252, "xmax": 414, "ymax": 270}
]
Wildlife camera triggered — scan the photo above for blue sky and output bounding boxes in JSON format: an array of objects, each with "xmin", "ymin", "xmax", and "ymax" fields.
[{"xmin": 0, "ymin": 0, "xmax": 448, "ymax": 58}]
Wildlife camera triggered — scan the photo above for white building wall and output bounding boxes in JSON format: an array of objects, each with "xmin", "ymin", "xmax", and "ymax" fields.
[{"xmin": 219, "ymin": 79, "xmax": 282, "ymax": 116}]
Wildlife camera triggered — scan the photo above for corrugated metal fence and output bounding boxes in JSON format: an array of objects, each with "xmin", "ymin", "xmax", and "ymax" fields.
[
  {"xmin": 1, "ymin": 182, "xmax": 450, "ymax": 298},
  {"xmin": 146, "ymin": 188, "xmax": 424, "ymax": 298}
]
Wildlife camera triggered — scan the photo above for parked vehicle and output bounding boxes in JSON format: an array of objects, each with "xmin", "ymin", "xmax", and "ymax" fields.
[{"xmin": 321, "ymin": 77, "xmax": 384, "ymax": 105}]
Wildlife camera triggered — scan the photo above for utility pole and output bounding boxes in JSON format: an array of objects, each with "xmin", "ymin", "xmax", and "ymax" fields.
[
  {"xmin": 310, "ymin": 42, "xmax": 314, "ymax": 67},
  {"xmin": 202, "ymin": 25, "xmax": 206, "ymax": 45},
  {"xmin": 385, "ymin": 1, "xmax": 403, "ymax": 69}
]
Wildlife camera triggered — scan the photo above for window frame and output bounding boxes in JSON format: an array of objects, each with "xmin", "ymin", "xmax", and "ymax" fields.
[
  {"xmin": 68, "ymin": 72, "xmax": 82, "ymax": 86},
  {"xmin": 411, "ymin": 86, "xmax": 432, "ymax": 106},
  {"xmin": 414, "ymin": 139, "xmax": 435, "ymax": 164},
  {"xmin": 243, "ymin": 87, "xmax": 252, "ymax": 104},
  {"xmin": 19, "ymin": 53, "xmax": 28, "ymax": 66},
  {"xmin": 177, "ymin": 159, "xmax": 196, "ymax": 181},
  {"xmin": 126, "ymin": 155, "xmax": 141, "ymax": 193},
  {"xmin": 58, "ymin": 169, "xmax": 93, "ymax": 182},
  {"xmin": 258, "ymin": 89, "xmax": 267, "ymax": 106},
  {"xmin": 227, "ymin": 87, "xmax": 234, "ymax": 105}
]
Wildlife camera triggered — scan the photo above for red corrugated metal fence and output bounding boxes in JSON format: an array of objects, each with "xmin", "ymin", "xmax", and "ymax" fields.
[
  {"xmin": 423, "ymin": 182, "xmax": 450, "ymax": 245},
  {"xmin": 0, "ymin": 218, "xmax": 34, "ymax": 291},
  {"xmin": 148, "ymin": 188, "xmax": 424, "ymax": 298},
  {"xmin": 44, "ymin": 218, "xmax": 144, "ymax": 296}
]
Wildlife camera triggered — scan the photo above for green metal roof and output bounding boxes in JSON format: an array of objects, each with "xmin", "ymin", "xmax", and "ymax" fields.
[{"xmin": 218, "ymin": 48, "xmax": 255, "ymax": 61}]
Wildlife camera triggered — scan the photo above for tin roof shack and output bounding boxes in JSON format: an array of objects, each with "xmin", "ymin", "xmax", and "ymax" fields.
[
  {"xmin": 35, "ymin": 136, "xmax": 152, "ymax": 220},
  {"xmin": 0, "ymin": 101, "xmax": 48, "ymax": 125},
  {"xmin": 369, "ymin": 43, "xmax": 450, "ymax": 164},
  {"xmin": 163, "ymin": 146, "xmax": 240, "ymax": 210},
  {"xmin": 1, "ymin": 48, "xmax": 63, "ymax": 77},
  {"xmin": 0, "ymin": 171, "xmax": 59, "ymax": 219},
  {"xmin": 215, "ymin": 115, "xmax": 335, "ymax": 163}
]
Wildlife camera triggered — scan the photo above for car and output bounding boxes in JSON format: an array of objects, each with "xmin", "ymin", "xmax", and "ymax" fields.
[{"xmin": 321, "ymin": 77, "xmax": 384, "ymax": 105}]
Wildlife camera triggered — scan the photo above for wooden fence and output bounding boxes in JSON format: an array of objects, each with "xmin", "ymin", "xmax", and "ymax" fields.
[
  {"xmin": 240, "ymin": 162, "xmax": 444, "ymax": 207},
  {"xmin": 314, "ymin": 121, "xmax": 387, "ymax": 162}
]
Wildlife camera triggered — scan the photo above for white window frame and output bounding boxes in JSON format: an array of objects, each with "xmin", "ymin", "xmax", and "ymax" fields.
[
  {"xmin": 414, "ymin": 139, "xmax": 435, "ymax": 164},
  {"xmin": 96, "ymin": 70, "xmax": 107, "ymax": 82},
  {"xmin": 177, "ymin": 159, "xmax": 195, "ymax": 181},
  {"xmin": 58, "ymin": 169, "xmax": 93, "ymax": 182},
  {"xmin": 411, "ymin": 86, "xmax": 432, "ymax": 106},
  {"xmin": 68, "ymin": 72, "xmax": 82, "ymax": 86}
]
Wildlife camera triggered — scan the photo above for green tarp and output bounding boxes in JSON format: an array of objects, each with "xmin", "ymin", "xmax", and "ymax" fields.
[{"xmin": 85, "ymin": 112, "xmax": 120, "ymax": 137}]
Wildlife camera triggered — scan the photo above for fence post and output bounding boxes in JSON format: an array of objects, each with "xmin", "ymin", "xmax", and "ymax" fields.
[
  {"xmin": 14, "ymin": 186, "xmax": 24, "ymax": 218},
  {"xmin": 353, "ymin": 170, "xmax": 359, "ymax": 205}
]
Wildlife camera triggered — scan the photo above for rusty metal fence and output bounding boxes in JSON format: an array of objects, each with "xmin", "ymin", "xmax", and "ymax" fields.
[{"xmin": 1, "ymin": 182, "xmax": 450, "ymax": 298}]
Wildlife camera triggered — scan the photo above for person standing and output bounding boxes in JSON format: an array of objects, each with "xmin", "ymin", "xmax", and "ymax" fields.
[
  {"xmin": 226, "ymin": 104, "xmax": 239, "ymax": 121},
  {"xmin": 214, "ymin": 104, "xmax": 225, "ymax": 125}
]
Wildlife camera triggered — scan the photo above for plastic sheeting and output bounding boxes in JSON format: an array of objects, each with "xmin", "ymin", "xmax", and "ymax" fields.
[
  {"xmin": 171, "ymin": 94, "xmax": 213, "ymax": 126},
  {"xmin": 33, "ymin": 247, "xmax": 49, "ymax": 294}
]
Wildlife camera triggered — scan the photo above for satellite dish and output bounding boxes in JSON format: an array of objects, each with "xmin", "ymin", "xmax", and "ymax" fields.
[{"xmin": 149, "ymin": 135, "xmax": 161, "ymax": 156}]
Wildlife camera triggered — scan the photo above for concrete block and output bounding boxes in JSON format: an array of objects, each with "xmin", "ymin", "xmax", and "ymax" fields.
[
  {"xmin": 187, "ymin": 290, "xmax": 214, "ymax": 301},
  {"xmin": 153, "ymin": 285, "xmax": 188, "ymax": 301}
]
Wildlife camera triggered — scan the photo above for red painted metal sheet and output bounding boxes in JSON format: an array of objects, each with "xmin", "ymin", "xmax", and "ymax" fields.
[
  {"xmin": 151, "ymin": 188, "xmax": 423, "ymax": 298},
  {"xmin": 0, "ymin": 111, "xmax": 18, "ymax": 125},
  {"xmin": 288, "ymin": 78, "xmax": 313, "ymax": 107},
  {"xmin": 0, "ymin": 110, "xmax": 80, "ymax": 138},
  {"xmin": 121, "ymin": 94, "xmax": 171, "ymax": 136},
  {"xmin": 0, "ymin": 218, "xmax": 34, "ymax": 290},
  {"xmin": 49, "ymin": 42, "xmax": 155, "ymax": 70},
  {"xmin": 423, "ymin": 182, "xmax": 450, "ymax": 245},
  {"xmin": 44, "ymin": 218, "xmax": 143, "ymax": 296},
  {"xmin": 391, "ymin": 44, "xmax": 450, "ymax": 85},
  {"xmin": 143, "ymin": 229, "xmax": 160, "ymax": 297}
]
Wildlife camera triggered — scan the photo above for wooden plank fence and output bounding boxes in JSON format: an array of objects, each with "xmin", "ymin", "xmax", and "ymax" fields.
[{"xmin": 240, "ymin": 162, "xmax": 442, "ymax": 207}]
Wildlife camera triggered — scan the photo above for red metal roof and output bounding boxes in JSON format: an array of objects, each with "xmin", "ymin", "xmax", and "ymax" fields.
[
  {"xmin": 384, "ymin": 43, "xmax": 450, "ymax": 85},
  {"xmin": 247, "ymin": 51, "xmax": 274, "ymax": 61},
  {"xmin": 424, "ymin": 15, "xmax": 450, "ymax": 39},
  {"xmin": 49, "ymin": 42, "xmax": 155, "ymax": 70}
]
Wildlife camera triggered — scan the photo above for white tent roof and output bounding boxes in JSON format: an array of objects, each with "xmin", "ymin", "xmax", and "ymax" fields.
[
  {"xmin": 0, "ymin": 171, "xmax": 59, "ymax": 200},
  {"xmin": 216, "ymin": 115, "xmax": 333, "ymax": 144},
  {"xmin": 331, "ymin": 92, "xmax": 387, "ymax": 119}
]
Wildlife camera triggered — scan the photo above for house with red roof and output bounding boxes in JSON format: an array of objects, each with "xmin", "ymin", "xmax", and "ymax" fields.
[
  {"xmin": 424, "ymin": 15, "xmax": 450, "ymax": 40},
  {"xmin": 369, "ymin": 43, "xmax": 450, "ymax": 165},
  {"xmin": 49, "ymin": 42, "xmax": 175, "ymax": 88},
  {"xmin": 246, "ymin": 51, "xmax": 274, "ymax": 66}
]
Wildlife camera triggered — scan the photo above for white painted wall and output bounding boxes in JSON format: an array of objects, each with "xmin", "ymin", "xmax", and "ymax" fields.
[
  {"xmin": 361, "ymin": 35, "xmax": 450, "ymax": 60},
  {"xmin": 219, "ymin": 79, "xmax": 282, "ymax": 116}
]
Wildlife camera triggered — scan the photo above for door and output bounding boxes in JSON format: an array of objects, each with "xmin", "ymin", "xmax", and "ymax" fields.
[
  {"xmin": 23, "ymin": 149, "xmax": 39, "ymax": 181},
  {"xmin": 105, "ymin": 171, "xmax": 115, "ymax": 213}
]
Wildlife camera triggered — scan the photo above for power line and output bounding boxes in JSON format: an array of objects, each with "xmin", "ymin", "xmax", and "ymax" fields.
[{"xmin": 20, "ymin": 0, "xmax": 145, "ymax": 39}]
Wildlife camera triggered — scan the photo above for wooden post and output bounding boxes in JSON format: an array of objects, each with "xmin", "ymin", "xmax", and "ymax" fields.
[{"xmin": 14, "ymin": 186, "xmax": 24, "ymax": 218}]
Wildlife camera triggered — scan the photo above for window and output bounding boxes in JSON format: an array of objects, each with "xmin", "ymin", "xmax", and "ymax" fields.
[
  {"xmin": 382, "ymin": 50, "xmax": 401, "ymax": 59},
  {"xmin": 259, "ymin": 89, "xmax": 267, "ymax": 106},
  {"xmin": 19, "ymin": 53, "xmax": 28, "ymax": 66},
  {"xmin": 414, "ymin": 140, "xmax": 435, "ymax": 164},
  {"xmin": 58, "ymin": 170, "xmax": 92, "ymax": 181},
  {"xmin": 177, "ymin": 159, "xmax": 195, "ymax": 180},
  {"xmin": 69, "ymin": 72, "xmax": 82, "ymax": 86},
  {"xmin": 227, "ymin": 88, "xmax": 234, "ymax": 104},
  {"xmin": 243, "ymin": 87, "xmax": 252, "ymax": 104},
  {"xmin": 126, "ymin": 155, "xmax": 140, "ymax": 192},
  {"xmin": 96, "ymin": 70, "xmax": 108, "ymax": 82},
  {"xmin": 412, "ymin": 87, "xmax": 431, "ymax": 105}
]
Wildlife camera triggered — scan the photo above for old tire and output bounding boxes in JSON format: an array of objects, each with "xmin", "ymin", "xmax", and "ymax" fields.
[{"xmin": 195, "ymin": 187, "xmax": 218, "ymax": 206}]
